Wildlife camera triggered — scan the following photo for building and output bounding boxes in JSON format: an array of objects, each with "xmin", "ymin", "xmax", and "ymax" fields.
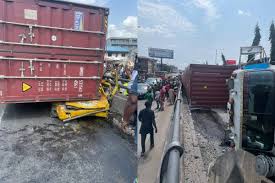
[
  {"xmin": 155, "ymin": 63, "xmax": 179, "ymax": 73},
  {"xmin": 105, "ymin": 46, "xmax": 129, "ymax": 63},
  {"xmin": 107, "ymin": 37, "xmax": 137, "ymax": 59},
  {"xmin": 136, "ymin": 56, "xmax": 157, "ymax": 79}
]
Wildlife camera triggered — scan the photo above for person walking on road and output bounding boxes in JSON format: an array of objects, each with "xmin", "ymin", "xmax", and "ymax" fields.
[
  {"xmin": 138, "ymin": 101, "xmax": 157, "ymax": 157},
  {"xmin": 154, "ymin": 90, "xmax": 160, "ymax": 110},
  {"xmin": 168, "ymin": 87, "xmax": 175, "ymax": 105},
  {"xmin": 144, "ymin": 88, "xmax": 154, "ymax": 105},
  {"xmin": 160, "ymin": 86, "xmax": 166, "ymax": 111},
  {"xmin": 165, "ymin": 83, "xmax": 170, "ymax": 99}
]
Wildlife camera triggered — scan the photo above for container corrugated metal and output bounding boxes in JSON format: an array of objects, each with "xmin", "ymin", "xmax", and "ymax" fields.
[
  {"xmin": 0, "ymin": 0, "xmax": 108, "ymax": 103},
  {"xmin": 182, "ymin": 64, "xmax": 237, "ymax": 108}
]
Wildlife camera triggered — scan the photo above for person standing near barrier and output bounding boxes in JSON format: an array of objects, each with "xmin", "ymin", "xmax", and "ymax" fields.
[
  {"xmin": 160, "ymin": 86, "xmax": 166, "ymax": 111},
  {"xmin": 122, "ymin": 55, "xmax": 139, "ymax": 143},
  {"xmin": 138, "ymin": 101, "xmax": 157, "ymax": 157},
  {"xmin": 168, "ymin": 87, "xmax": 175, "ymax": 105},
  {"xmin": 165, "ymin": 83, "xmax": 170, "ymax": 100}
]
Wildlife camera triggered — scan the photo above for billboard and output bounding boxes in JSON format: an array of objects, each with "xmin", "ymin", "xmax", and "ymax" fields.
[
  {"xmin": 240, "ymin": 46, "xmax": 263, "ymax": 55},
  {"xmin": 226, "ymin": 60, "xmax": 236, "ymax": 65},
  {"xmin": 148, "ymin": 48, "xmax": 174, "ymax": 59}
]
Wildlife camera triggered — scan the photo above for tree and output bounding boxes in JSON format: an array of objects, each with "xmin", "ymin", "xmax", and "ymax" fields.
[
  {"xmin": 221, "ymin": 53, "xmax": 226, "ymax": 65},
  {"xmin": 269, "ymin": 21, "xmax": 275, "ymax": 61},
  {"xmin": 248, "ymin": 24, "xmax": 261, "ymax": 62}
]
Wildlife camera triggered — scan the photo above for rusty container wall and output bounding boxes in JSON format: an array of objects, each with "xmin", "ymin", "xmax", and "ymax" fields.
[
  {"xmin": 0, "ymin": 0, "xmax": 108, "ymax": 103},
  {"xmin": 182, "ymin": 64, "xmax": 237, "ymax": 108}
]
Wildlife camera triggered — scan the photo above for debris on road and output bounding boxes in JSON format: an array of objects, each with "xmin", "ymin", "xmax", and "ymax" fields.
[
  {"xmin": 192, "ymin": 111, "xmax": 225, "ymax": 172},
  {"xmin": 0, "ymin": 104, "xmax": 137, "ymax": 182}
]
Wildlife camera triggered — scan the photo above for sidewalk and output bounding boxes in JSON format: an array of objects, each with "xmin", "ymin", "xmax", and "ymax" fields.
[
  {"xmin": 137, "ymin": 101, "xmax": 173, "ymax": 183},
  {"xmin": 181, "ymin": 100, "xmax": 207, "ymax": 183}
]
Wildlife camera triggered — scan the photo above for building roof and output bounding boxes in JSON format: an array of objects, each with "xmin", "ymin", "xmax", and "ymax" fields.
[
  {"xmin": 106, "ymin": 46, "xmax": 129, "ymax": 53},
  {"xmin": 138, "ymin": 56, "xmax": 158, "ymax": 62},
  {"xmin": 108, "ymin": 37, "xmax": 137, "ymax": 40}
]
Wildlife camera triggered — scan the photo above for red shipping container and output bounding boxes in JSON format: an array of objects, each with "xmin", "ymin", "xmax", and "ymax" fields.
[
  {"xmin": 181, "ymin": 64, "xmax": 237, "ymax": 108},
  {"xmin": 0, "ymin": 0, "xmax": 109, "ymax": 103}
]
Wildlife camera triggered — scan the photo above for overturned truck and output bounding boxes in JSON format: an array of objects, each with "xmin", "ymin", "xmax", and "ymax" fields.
[
  {"xmin": 0, "ymin": 0, "xmax": 114, "ymax": 121},
  {"xmin": 227, "ymin": 46, "xmax": 275, "ymax": 180}
]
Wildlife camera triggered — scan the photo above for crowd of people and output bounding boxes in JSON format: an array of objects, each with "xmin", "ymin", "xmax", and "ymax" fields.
[
  {"xmin": 106, "ymin": 58, "xmax": 180, "ymax": 159},
  {"xmin": 139, "ymin": 77, "xmax": 180, "ymax": 157},
  {"xmin": 119, "ymin": 55, "xmax": 180, "ymax": 157},
  {"xmin": 104, "ymin": 60, "xmax": 135, "ymax": 80},
  {"xmin": 145, "ymin": 78, "xmax": 179, "ymax": 111}
]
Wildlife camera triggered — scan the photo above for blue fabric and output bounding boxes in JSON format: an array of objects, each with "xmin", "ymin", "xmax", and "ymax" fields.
[
  {"xmin": 129, "ymin": 71, "xmax": 138, "ymax": 95},
  {"xmin": 243, "ymin": 63, "xmax": 270, "ymax": 70},
  {"xmin": 134, "ymin": 126, "xmax": 137, "ymax": 144}
]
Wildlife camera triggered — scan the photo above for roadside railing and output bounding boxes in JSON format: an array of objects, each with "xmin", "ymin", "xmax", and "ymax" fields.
[{"xmin": 159, "ymin": 83, "xmax": 184, "ymax": 183}]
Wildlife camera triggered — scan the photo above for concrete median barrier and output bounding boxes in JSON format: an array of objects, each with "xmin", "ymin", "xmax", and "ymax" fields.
[
  {"xmin": 109, "ymin": 94, "xmax": 135, "ymax": 138},
  {"xmin": 110, "ymin": 94, "xmax": 127, "ymax": 115}
]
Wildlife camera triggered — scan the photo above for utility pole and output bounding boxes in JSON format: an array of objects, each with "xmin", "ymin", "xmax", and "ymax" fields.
[{"xmin": 215, "ymin": 49, "xmax": 218, "ymax": 65}]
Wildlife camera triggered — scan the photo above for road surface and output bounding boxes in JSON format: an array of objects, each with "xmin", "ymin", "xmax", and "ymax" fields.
[
  {"xmin": 0, "ymin": 103, "xmax": 136, "ymax": 183},
  {"xmin": 138, "ymin": 100, "xmax": 173, "ymax": 183}
]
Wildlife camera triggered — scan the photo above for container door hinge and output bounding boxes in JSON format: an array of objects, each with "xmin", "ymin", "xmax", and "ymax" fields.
[
  {"xmin": 28, "ymin": 25, "xmax": 35, "ymax": 43},
  {"xmin": 19, "ymin": 62, "xmax": 25, "ymax": 77},
  {"xmin": 28, "ymin": 60, "xmax": 35, "ymax": 75},
  {"xmin": 19, "ymin": 33, "xmax": 26, "ymax": 43}
]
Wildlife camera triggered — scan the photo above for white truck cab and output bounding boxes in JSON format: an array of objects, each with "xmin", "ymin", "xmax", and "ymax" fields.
[{"xmin": 227, "ymin": 46, "xmax": 275, "ymax": 178}]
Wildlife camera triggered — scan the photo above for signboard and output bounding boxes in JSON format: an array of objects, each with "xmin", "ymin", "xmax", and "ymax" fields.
[
  {"xmin": 74, "ymin": 11, "xmax": 84, "ymax": 31},
  {"xmin": 226, "ymin": 60, "xmax": 236, "ymax": 65},
  {"xmin": 240, "ymin": 46, "xmax": 263, "ymax": 55},
  {"xmin": 148, "ymin": 48, "xmax": 174, "ymax": 59},
  {"xmin": 24, "ymin": 9, "xmax": 37, "ymax": 20},
  {"xmin": 22, "ymin": 82, "xmax": 32, "ymax": 92}
]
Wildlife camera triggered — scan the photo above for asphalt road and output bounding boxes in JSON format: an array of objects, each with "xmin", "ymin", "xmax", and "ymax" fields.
[
  {"xmin": 137, "ymin": 99, "xmax": 173, "ymax": 183},
  {"xmin": 0, "ymin": 103, "xmax": 136, "ymax": 183}
]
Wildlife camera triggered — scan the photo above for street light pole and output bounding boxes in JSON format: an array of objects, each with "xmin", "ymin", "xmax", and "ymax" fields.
[{"xmin": 215, "ymin": 49, "xmax": 217, "ymax": 65}]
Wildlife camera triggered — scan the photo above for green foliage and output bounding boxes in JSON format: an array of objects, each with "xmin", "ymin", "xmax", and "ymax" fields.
[
  {"xmin": 221, "ymin": 53, "xmax": 226, "ymax": 65},
  {"xmin": 248, "ymin": 24, "xmax": 261, "ymax": 62},
  {"xmin": 269, "ymin": 21, "xmax": 275, "ymax": 61},
  {"xmin": 252, "ymin": 24, "xmax": 261, "ymax": 46}
]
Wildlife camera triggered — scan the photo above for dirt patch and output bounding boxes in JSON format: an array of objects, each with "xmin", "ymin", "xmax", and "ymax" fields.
[
  {"xmin": 191, "ymin": 111, "xmax": 226, "ymax": 172},
  {"xmin": 181, "ymin": 101, "xmax": 207, "ymax": 183}
]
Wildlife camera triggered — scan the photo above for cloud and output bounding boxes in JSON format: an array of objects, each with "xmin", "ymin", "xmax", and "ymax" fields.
[
  {"xmin": 238, "ymin": 9, "xmax": 251, "ymax": 16},
  {"xmin": 139, "ymin": 25, "xmax": 176, "ymax": 38},
  {"xmin": 138, "ymin": 0, "xmax": 195, "ymax": 37},
  {"xmin": 59, "ymin": 0, "xmax": 108, "ymax": 6},
  {"xmin": 108, "ymin": 16, "xmax": 137, "ymax": 38},
  {"xmin": 123, "ymin": 16, "xmax": 138, "ymax": 31},
  {"xmin": 192, "ymin": 0, "xmax": 220, "ymax": 21}
]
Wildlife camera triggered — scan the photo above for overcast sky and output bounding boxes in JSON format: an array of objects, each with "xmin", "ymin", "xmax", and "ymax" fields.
[
  {"xmin": 138, "ymin": 0, "xmax": 275, "ymax": 69},
  {"xmin": 62, "ymin": 0, "xmax": 137, "ymax": 38},
  {"xmin": 61, "ymin": 0, "xmax": 274, "ymax": 70}
]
